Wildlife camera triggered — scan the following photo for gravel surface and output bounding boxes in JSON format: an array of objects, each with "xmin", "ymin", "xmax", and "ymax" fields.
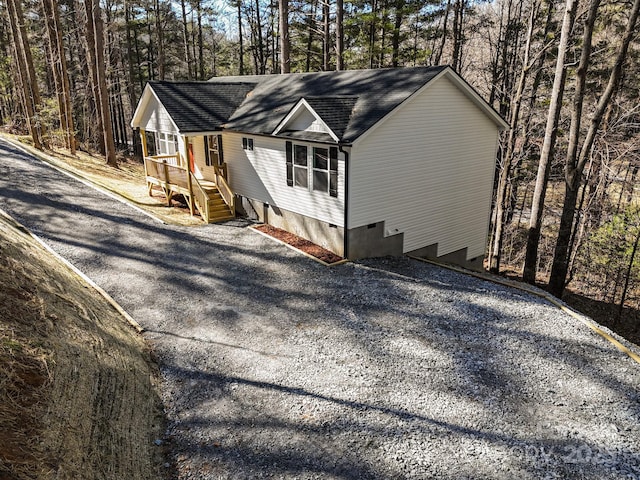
[{"xmin": 1, "ymin": 139, "xmax": 640, "ymax": 479}]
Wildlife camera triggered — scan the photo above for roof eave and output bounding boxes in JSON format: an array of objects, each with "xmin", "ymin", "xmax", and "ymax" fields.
[
  {"xmin": 440, "ymin": 68, "xmax": 510, "ymax": 130},
  {"xmin": 130, "ymin": 83, "xmax": 182, "ymax": 134},
  {"xmin": 130, "ymin": 83, "xmax": 153, "ymax": 129}
]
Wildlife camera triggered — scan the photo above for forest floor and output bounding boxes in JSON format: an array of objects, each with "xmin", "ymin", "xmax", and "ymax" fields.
[{"xmin": 0, "ymin": 210, "xmax": 166, "ymax": 479}]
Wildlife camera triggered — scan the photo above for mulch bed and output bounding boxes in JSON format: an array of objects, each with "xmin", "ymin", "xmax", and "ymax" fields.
[{"xmin": 254, "ymin": 224, "xmax": 344, "ymax": 265}]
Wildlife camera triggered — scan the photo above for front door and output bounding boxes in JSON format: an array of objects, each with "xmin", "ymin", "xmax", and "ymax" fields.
[{"xmin": 188, "ymin": 142, "xmax": 195, "ymax": 173}]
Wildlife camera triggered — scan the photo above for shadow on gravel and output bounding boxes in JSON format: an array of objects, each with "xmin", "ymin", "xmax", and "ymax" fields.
[{"xmin": 2, "ymin": 145, "xmax": 640, "ymax": 479}]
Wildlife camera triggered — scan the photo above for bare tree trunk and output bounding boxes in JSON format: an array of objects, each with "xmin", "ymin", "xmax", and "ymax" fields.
[
  {"xmin": 255, "ymin": 0, "xmax": 265, "ymax": 73},
  {"xmin": 368, "ymin": 0, "xmax": 377, "ymax": 68},
  {"xmin": 237, "ymin": 0, "xmax": 244, "ymax": 75},
  {"xmin": 335, "ymin": 0, "xmax": 344, "ymax": 70},
  {"xmin": 522, "ymin": 0, "xmax": 578, "ymax": 284},
  {"xmin": 432, "ymin": 0, "xmax": 450, "ymax": 66},
  {"xmin": 154, "ymin": 0, "xmax": 165, "ymax": 80},
  {"xmin": 279, "ymin": 0, "xmax": 290, "ymax": 72},
  {"xmin": 82, "ymin": 0, "xmax": 105, "ymax": 153},
  {"xmin": 488, "ymin": 0, "xmax": 541, "ymax": 273},
  {"xmin": 549, "ymin": 0, "xmax": 640, "ymax": 297},
  {"xmin": 391, "ymin": 0, "xmax": 403, "ymax": 67},
  {"xmin": 84, "ymin": 0, "xmax": 117, "ymax": 166},
  {"xmin": 6, "ymin": 0, "xmax": 44, "ymax": 149},
  {"xmin": 305, "ymin": 0, "xmax": 317, "ymax": 71},
  {"xmin": 618, "ymin": 224, "xmax": 640, "ymax": 322},
  {"xmin": 451, "ymin": 0, "xmax": 465, "ymax": 71},
  {"xmin": 322, "ymin": 0, "xmax": 330, "ymax": 70},
  {"xmin": 197, "ymin": 2, "xmax": 204, "ymax": 79},
  {"xmin": 42, "ymin": 0, "xmax": 76, "ymax": 153},
  {"xmin": 180, "ymin": 0, "xmax": 193, "ymax": 79}
]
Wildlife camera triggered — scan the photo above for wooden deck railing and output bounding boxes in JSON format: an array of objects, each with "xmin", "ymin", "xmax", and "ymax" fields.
[
  {"xmin": 152, "ymin": 153, "xmax": 182, "ymax": 167},
  {"xmin": 144, "ymin": 155, "xmax": 235, "ymax": 222},
  {"xmin": 144, "ymin": 156, "xmax": 188, "ymax": 189}
]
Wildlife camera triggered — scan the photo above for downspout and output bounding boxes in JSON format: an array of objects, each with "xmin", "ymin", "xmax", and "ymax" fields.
[{"xmin": 339, "ymin": 143, "xmax": 350, "ymax": 259}]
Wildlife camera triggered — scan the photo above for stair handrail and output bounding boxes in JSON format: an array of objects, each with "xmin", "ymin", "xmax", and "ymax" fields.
[
  {"xmin": 213, "ymin": 164, "xmax": 234, "ymax": 213},
  {"xmin": 189, "ymin": 173, "xmax": 210, "ymax": 223}
]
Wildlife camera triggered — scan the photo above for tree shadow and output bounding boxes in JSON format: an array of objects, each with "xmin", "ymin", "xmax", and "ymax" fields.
[{"xmin": 2, "ymin": 140, "xmax": 640, "ymax": 479}]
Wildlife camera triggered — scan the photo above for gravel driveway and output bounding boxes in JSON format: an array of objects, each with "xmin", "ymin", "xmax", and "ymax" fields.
[{"xmin": 1, "ymin": 139, "xmax": 639, "ymax": 479}]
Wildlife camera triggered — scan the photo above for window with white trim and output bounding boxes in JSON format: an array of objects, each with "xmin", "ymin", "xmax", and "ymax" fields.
[
  {"xmin": 313, "ymin": 147, "xmax": 328, "ymax": 192},
  {"xmin": 158, "ymin": 132, "xmax": 178, "ymax": 154},
  {"xmin": 286, "ymin": 141, "xmax": 338, "ymax": 197},
  {"xmin": 293, "ymin": 144, "xmax": 308, "ymax": 188}
]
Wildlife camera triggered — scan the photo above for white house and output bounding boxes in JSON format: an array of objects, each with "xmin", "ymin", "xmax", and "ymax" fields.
[{"xmin": 131, "ymin": 66, "xmax": 508, "ymax": 269}]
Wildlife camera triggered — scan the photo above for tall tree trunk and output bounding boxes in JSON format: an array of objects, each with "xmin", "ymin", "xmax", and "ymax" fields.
[
  {"xmin": 154, "ymin": 0, "xmax": 165, "ymax": 79},
  {"xmin": 197, "ymin": 2, "xmax": 204, "ymax": 79},
  {"xmin": 6, "ymin": 0, "xmax": 44, "ymax": 149},
  {"xmin": 618, "ymin": 224, "xmax": 640, "ymax": 321},
  {"xmin": 391, "ymin": 0, "xmax": 403, "ymax": 67},
  {"xmin": 180, "ymin": 0, "xmax": 193, "ymax": 79},
  {"xmin": 549, "ymin": 0, "xmax": 640, "ymax": 296},
  {"xmin": 322, "ymin": 0, "xmax": 330, "ymax": 70},
  {"xmin": 82, "ymin": 0, "xmax": 105, "ymax": 153},
  {"xmin": 279, "ymin": 0, "xmax": 290, "ymax": 72},
  {"xmin": 451, "ymin": 0, "xmax": 465, "ymax": 71},
  {"xmin": 432, "ymin": 0, "xmax": 450, "ymax": 66},
  {"xmin": 488, "ymin": 0, "xmax": 541, "ymax": 273},
  {"xmin": 84, "ymin": 0, "xmax": 117, "ymax": 166},
  {"xmin": 237, "ymin": 1, "xmax": 244, "ymax": 75},
  {"xmin": 305, "ymin": 0, "xmax": 317, "ymax": 71},
  {"xmin": 146, "ymin": 8, "xmax": 155, "ymax": 80},
  {"xmin": 522, "ymin": 0, "xmax": 578, "ymax": 284},
  {"xmin": 368, "ymin": 0, "xmax": 377, "ymax": 68},
  {"xmin": 124, "ymin": 0, "xmax": 137, "ymax": 109},
  {"xmin": 255, "ymin": 0, "xmax": 265, "ymax": 73},
  {"xmin": 42, "ymin": 0, "xmax": 76, "ymax": 153},
  {"xmin": 335, "ymin": 0, "xmax": 344, "ymax": 70}
]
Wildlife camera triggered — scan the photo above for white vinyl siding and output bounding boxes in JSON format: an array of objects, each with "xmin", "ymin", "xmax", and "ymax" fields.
[
  {"xmin": 223, "ymin": 133, "xmax": 345, "ymax": 227},
  {"xmin": 350, "ymin": 76, "xmax": 499, "ymax": 260},
  {"xmin": 138, "ymin": 94, "xmax": 178, "ymax": 136}
]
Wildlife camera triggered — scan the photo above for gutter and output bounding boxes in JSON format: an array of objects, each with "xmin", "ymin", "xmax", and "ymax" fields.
[{"xmin": 339, "ymin": 143, "xmax": 350, "ymax": 259}]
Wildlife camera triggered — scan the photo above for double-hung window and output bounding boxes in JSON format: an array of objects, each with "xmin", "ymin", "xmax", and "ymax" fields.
[
  {"xmin": 293, "ymin": 145, "xmax": 308, "ymax": 188},
  {"xmin": 286, "ymin": 141, "xmax": 338, "ymax": 197},
  {"xmin": 313, "ymin": 147, "xmax": 329, "ymax": 192}
]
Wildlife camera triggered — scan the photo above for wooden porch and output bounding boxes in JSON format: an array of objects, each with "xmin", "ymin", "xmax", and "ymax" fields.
[{"xmin": 143, "ymin": 154, "xmax": 235, "ymax": 223}]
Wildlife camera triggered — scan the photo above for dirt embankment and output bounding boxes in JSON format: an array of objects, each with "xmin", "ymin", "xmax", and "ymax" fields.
[{"xmin": 0, "ymin": 212, "xmax": 165, "ymax": 479}]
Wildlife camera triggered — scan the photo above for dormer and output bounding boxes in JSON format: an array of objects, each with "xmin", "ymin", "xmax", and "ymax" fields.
[{"xmin": 273, "ymin": 98, "xmax": 339, "ymax": 142}]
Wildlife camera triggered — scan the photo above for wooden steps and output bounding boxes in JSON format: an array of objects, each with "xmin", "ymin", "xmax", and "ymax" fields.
[{"xmin": 198, "ymin": 183, "xmax": 235, "ymax": 223}]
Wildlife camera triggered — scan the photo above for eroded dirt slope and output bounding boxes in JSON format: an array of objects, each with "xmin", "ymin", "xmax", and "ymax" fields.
[{"xmin": 0, "ymin": 212, "xmax": 165, "ymax": 479}]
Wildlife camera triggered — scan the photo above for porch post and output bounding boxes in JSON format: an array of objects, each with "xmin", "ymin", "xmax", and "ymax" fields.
[
  {"xmin": 140, "ymin": 128, "xmax": 148, "ymax": 159},
  {"xmin": 184, "ymin": 135, "xmax": 195, "ymax": 216},
  {"xmin": 140, "ymin": 129, "xmax": 153, "ymax": 196}
]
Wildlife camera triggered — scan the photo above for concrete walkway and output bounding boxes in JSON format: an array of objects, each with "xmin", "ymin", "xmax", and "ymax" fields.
[{"xmin": 1, "ymin": 139, "xmax": 639, "ymax": 479}]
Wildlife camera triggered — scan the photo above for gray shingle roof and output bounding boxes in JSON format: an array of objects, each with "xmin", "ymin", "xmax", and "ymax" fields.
[
  {"xmin": 148, "ymin": 81, "xmax": 256, "ymax": 133},
  {"xmin": 210, "ymin": 66, "xmax": 448, "ymax": 143},
  {"xmin": 304, "ymin": 97, "xmax": 358, "ymax": 140},
  {"xmin": 147, "ymin": 66, "xmax": 449, "ymax": 142}
]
